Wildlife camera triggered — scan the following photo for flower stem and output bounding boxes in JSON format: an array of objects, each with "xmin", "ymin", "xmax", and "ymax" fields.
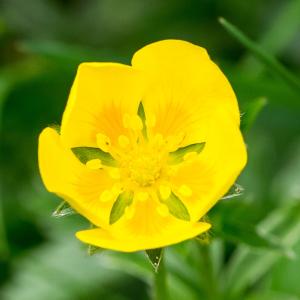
[
  {"xmin": 0, "ymin": 196, "xmax": 10, "ymax": 259},
  {"xmin": 198, "ymin": 243, "xmax": 220, "ymax": 300},
  {"xmin": 153, "ymin": 255, "xmax": 168, "ymax": 300}
]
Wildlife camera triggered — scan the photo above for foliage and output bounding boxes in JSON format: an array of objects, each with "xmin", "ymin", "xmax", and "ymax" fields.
[{"xmin": 1, "ymin": 0, "xmax": 300, "ymax": 299}]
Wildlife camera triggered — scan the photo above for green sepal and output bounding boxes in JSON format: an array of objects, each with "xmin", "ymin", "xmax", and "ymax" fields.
[
  {"xmin": 145, "ymin": 248, "xmax": 163, "ymax": 272},
  {"xmin": 109, "ymin": 191, "xmax": 134, "ymax": 225},
  {"xmin": 162, "ymin": 192, "xmax": 190, "ymax": 221},
  {"xmin": 87, "ymin": 244, "xmax": 104, "ymax": 256},
  {"xmin": 221, "ymin": 183, "xmax": 244, "ymax": 200},
  {"xmin": 52, "ymin": 201, "xmax": 77, "ymax": 218},
  {"xmin": 71, "ymin": 147, "xmax": 117, "ymax": 167},
  {"xmin": 137, "ymin": 101, "xmax": 147, "ymax": 139},
  {"xmin": 169, "ymin": 142, "xmax": 205, "ymax": 164}
]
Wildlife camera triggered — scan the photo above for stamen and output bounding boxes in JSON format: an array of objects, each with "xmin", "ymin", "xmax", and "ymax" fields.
[
  {"xmin": 86, "ymin": 158, "xmax": 102, "ymax": 170},
  {"xmin": 96, "ymin": 133, "xmax": 111, "ymax": 152},
  {"xmin": 159, "ymin": 184, "xmax": 171, "ymax": 200},
  {"xmin": 125, "ymin": 204, "xmax": 135, "ymax": 220},
  {"xmin": 179, "ymin": 184, "xmax": 192, "ymax": 197},
  {"xmin": 100, "ymin": 190, "xmax": 114, "ymax": 202},
  {"xmin": 118, "ymin": 135, "xmax": 130, "ymax": 148},
  {"xmin": 157, "ymin": 204, "xmax": 169, "ymax": 217}
]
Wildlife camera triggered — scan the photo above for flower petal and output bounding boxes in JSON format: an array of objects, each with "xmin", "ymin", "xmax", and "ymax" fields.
[
  {"xmin": 170, "ymin": 108, "xmax": 247, "ymax": 221},
  {"xmin": 76, "ymin": 221, "xmax": 210, "ymax": 252},
  {"xmin": 61, "ymin": 63, "xmax": 145, "ymax": 148},
  {"xmin": 132, "ymin": 40, "xmax": 240, "ymax": 146},
  {"xmin": 38, "ymin": 127, "xmax": 115, "ymax": 228}
]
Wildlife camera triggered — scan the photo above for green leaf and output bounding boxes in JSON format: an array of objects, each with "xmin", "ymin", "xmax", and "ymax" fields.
[
  {"xmin": 109, "ymin": 192, "xmax": 134, "ymax": 225},
  {"xmin": 163, "ymin": 192, "xmax": 190, "ymax": 221},
  {"xmin": 224, "ymin": 203, "xmax": 300, "ymax": 298},
  {"xmin": 52, "ymin": 201, "xmax": 77, "ymax": 218},
  {"xmin": 169, "ymin": 142, "xmax": 205, "ymax": 164},
  {"xmin": 241, "ymin": 97, "xmax": 267, "ymax": 133},
  {"xmin": 221, "ymin": 183, "xmax": 244, "ymax": 200},
  {"xmin": 145, "ymin": 248, "xmax": 163, "ymax": 272},
  {"xmin": 218, "ymin": 17, "xmax": 300, "ymax": 93},
  {"xmin": 71, "ymin": 147, "xmax": 117, "ymax": 167}
]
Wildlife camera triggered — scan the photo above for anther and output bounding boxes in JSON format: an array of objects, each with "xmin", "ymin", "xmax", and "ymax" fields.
[
  {"xmin": 118, "ymin": 135, "xmax": 130, "ymax": 148},
  {"xmin": 159, "ymin": 185, "xmax": 171, "ymax": 200},
  {"xmin": 86, "ymin": 159, "xmax": 102, "ymax": 170}
]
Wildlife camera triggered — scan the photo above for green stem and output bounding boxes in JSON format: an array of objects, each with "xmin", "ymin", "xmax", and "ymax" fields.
[
  {"xmin": 0, "ymin": 190, "xmax": 10, "ymax": 259},
  {"xmin": 153, "ymin": 255, "xmax": 168, "ymax": 300},
  {"xmin": 198, "ymin": 243, "xmax": 220, "ymax": 300},
  {"xmin": 218, "ymin": 17, "xmax": 300, "ymax": 93}
]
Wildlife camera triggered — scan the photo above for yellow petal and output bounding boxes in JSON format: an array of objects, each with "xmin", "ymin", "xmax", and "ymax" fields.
[
  {"xmin": 132, "ymin": 40, "xmax": 240, "ymax": 146},
  {"xmin": 61, "ymin": 63, "xmax": 145, "ymax": 148},
  {"xmin": 171, "ymin": 109, "xmax": 247, "ymax": 221},
  {"xmin": 38, "ymin": 127, "xmax": 115, "ymax": 228},
  {"xmin": 76, "ymin": 221, "xmax": 210, "ymax": 252}
]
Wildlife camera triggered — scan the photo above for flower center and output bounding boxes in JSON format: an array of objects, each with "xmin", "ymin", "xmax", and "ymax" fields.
[{"xmin": 124, "ymin": 145, "xmax": 163, "ymax": 187}]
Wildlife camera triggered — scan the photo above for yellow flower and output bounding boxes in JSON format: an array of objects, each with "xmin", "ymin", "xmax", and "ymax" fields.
[{"xmin": 38, "ymin": 40, "xmax": 247, "ymax": 252}]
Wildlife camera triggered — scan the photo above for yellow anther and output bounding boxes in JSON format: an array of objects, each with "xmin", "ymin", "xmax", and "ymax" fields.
[
  {"xmin": 123, "ymin": 114, "xmax": 143, "ymax": 131},
  {"xmin": 86, "ymin": 159, "xmax": 102, "ymax": 170},
  {"xmin": 118, "ymin": 135, "xmax": 130, "ymax": 148},
  {"xmin": 100, "ymin": 190, "xmax": 114, "ymax": 202},
  {"xmin": 145, "ymin": 113, "xmax": 156, "ymax": 128},
  {"xmin": 159, "ymin": 184, "xmax": 171, "ymax": 200},
  {"xmin": 125, "ymin": 205, "xmax": 135, "ymax": 220},
  {"xmin": 183, "ymin": 151, "xmax": 198, "ymax": 161},
  {"xmin": 96, "ymin": 133, "xmax": 111, "ymax": 152},
  {"xmin": 179, "ymin": 184, "xmax": 193, "ymax": 197},
  {"xmin": 136, "ymin": 191, "xmax": 149, "ymax": 202},
  {"xmin": 108, "ymin": 168, "xmax": 121, "ymax": 179},
  {"xmin": 157, "ymin": 204, "xmax": 169, "ymax": 217}
]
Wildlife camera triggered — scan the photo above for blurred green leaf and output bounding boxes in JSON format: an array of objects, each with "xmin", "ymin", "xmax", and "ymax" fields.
[
  {"xmin": 240, "ymin": 97, "xmax": 268, "ymax": 133},
  {"xmin": 219, "ymin": 17, "xmax": 300, "ymax": 93},
  {"xmin": 242, "ymin": 0, "xmax": 300, "ymax": 73},
  {"xmin": 223, "ymin": 203, "xmax": 300, "ymax": 299},
  {"xmin": 145, "ymin": 248, "xmax": 163, "ymax": 272}
]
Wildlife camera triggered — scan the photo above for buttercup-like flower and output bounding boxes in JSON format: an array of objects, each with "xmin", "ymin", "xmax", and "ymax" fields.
[{"xmin": 39, "ymin": 40, "xmax": 247, "ymax": 252}]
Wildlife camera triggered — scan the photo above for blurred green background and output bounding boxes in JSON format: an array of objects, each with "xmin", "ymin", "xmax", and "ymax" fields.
[{"xmin": 0, "ymin": 0, "xmax": 300, "ymax": 299}]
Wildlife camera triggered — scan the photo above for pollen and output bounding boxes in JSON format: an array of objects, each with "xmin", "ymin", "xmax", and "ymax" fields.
[{"xmin": 86, "ymin": 159, "xmax": 102, "ymax": 170}]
